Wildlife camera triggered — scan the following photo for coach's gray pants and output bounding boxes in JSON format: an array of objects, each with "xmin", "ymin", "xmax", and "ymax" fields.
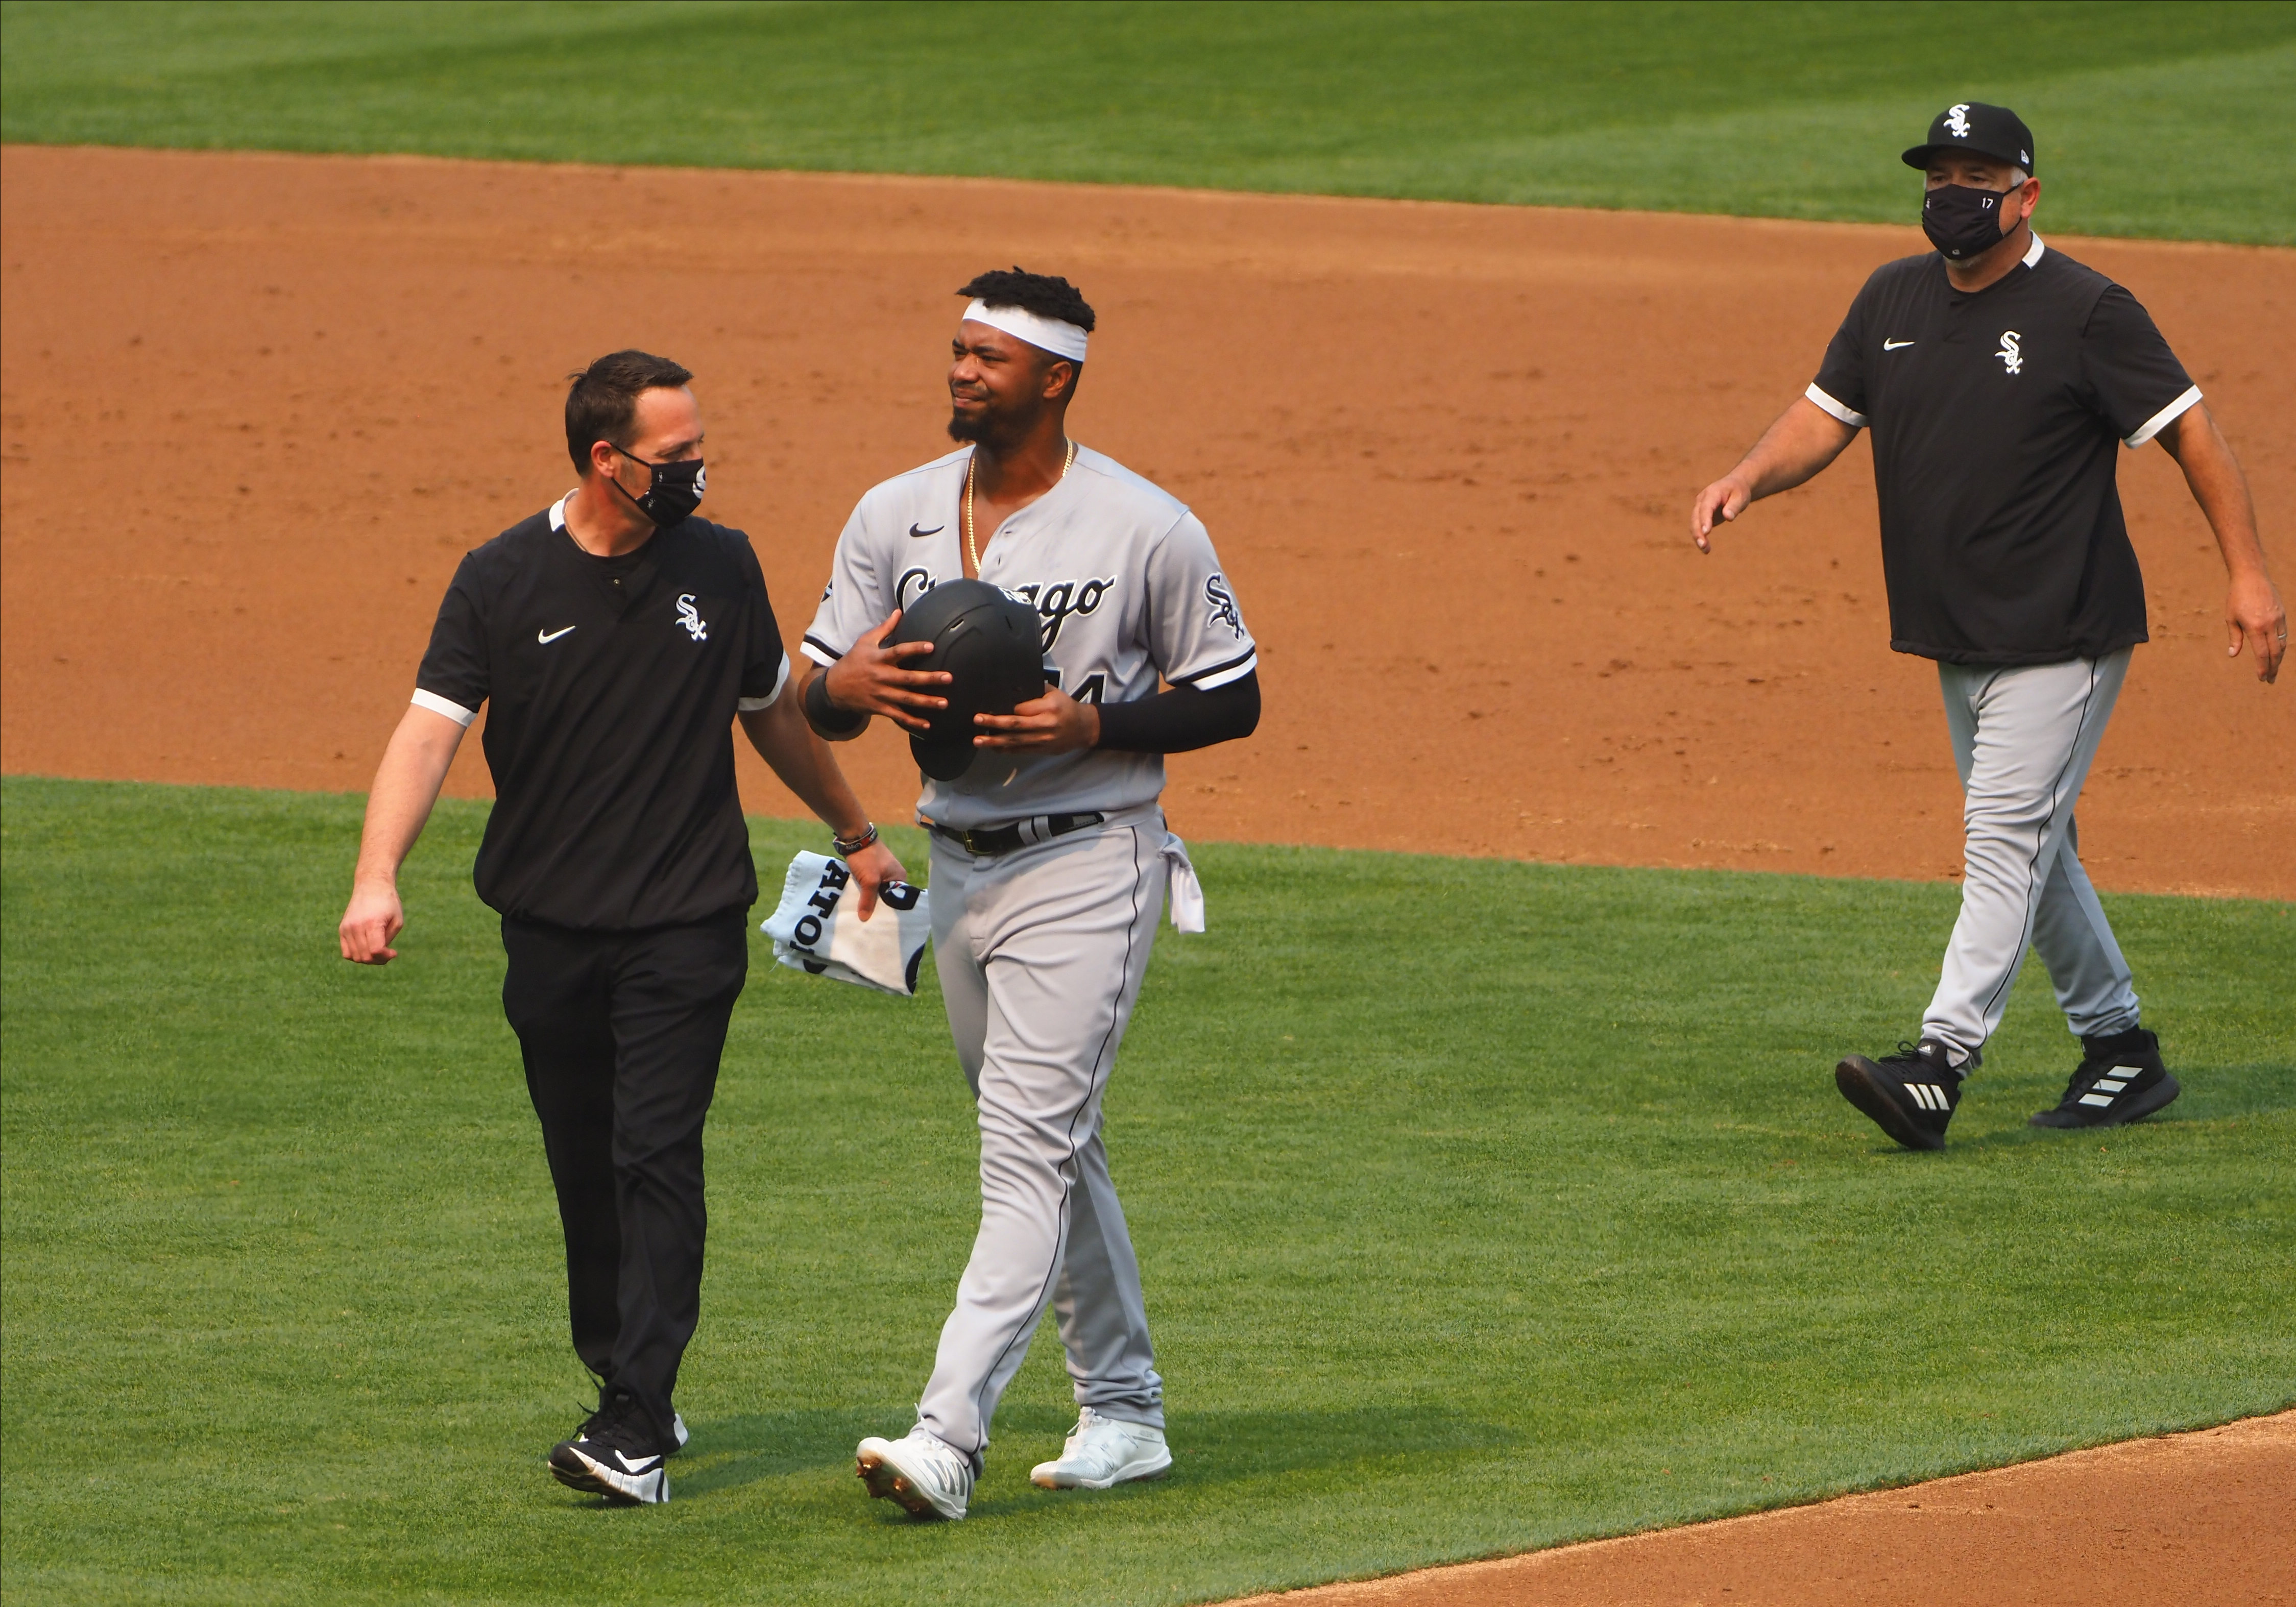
[
  {"xmin": 1923, "ymin": 650, "xmax": 2142, "ymax": 1065},
  {"xmin": 915, "ymin": 810, "xmax": 1168, "ymax": 1457}
]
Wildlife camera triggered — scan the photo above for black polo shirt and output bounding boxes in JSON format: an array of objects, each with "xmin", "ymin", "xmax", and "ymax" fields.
[
  {"xmin": 1809, "ymin": 236, "xmax": 2200, "ymax": 665},
  {"xmin": 413, "ymin": 493, "xmax": 789, "ymax": 930}
]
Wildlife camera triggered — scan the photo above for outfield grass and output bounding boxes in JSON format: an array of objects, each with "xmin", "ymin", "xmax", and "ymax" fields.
[
  {"xmin": 2, "ymin": 1, "xmax": 2292, "ymax": 243},
  {"xmin": 1, "ymin": 775, "xmax": 2290, "ymax": 1604}
]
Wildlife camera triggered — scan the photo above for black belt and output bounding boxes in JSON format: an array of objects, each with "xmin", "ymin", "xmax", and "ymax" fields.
[{"xmin": 929, "ymin": 812, "xmax": 1105, "ymax": 857}]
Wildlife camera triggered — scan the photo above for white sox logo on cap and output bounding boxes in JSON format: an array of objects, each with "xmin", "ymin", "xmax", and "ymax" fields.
[{"xmin": 1944, "ymin": 103, "xmax": 1973, "ymax": 138}]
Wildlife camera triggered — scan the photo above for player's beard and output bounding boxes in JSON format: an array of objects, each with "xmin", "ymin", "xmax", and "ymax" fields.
[{"xmin": 946, "ymin": 407, "xmax": 990, "ymax": 443}]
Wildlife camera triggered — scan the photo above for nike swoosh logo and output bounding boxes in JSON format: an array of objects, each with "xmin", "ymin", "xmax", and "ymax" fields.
[
  {"xmin": 908, "ymin": 523, "xmax": 944, "ymax": 539},
  {"xmin": 1883, "ymin": 339, "xmax": 1916, "ymax": 350},
  {"xmin": 613, "ymin": 1453, "xmax": 662, "ymax": 1473},
  {"xmin": 538, "ymin": 625, "xmax": 577, "ymax": 644}
]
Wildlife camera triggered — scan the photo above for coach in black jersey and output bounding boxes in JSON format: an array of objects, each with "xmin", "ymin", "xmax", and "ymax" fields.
[
  {"xmin": 337, "ymin": 351, "xmax": 903, "ymax": 1504},
  {"xmin": 1691, "ymin": 103, "xmax": 2284, "ymax": 1152}
]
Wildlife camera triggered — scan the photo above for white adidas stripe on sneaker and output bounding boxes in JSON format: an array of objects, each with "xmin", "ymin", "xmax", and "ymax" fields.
[
  {"xmin": 2078, "ymin": 1065, "xmax": 2143, "ymax": 1107},
  {"xmin": 1906, "ymin": 1082, "xmax": 1950, "ymax": 1111}
]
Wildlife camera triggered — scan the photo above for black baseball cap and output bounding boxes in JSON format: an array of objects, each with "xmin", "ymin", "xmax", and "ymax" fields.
[{"xmin": 1903, "ymin": 102, "xmax": 2035, "ymax": 175}]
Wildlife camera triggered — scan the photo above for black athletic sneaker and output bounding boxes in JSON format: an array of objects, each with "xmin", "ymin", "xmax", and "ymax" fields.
[
  {"xmin": 1835, "ymin": 1037, "xmax": 1971, "ymax": 1151},
  {"xmin": 573, "ymin": 1381, "xmax": 690, "ymax": 1456},
  {"xmin": 550, "ymin": 1390, "xmax": 669, "ymax": 1504},
  {"xmin": 2029, "ymin": 1027, "xmax": 2181, "ymax": 1129}
]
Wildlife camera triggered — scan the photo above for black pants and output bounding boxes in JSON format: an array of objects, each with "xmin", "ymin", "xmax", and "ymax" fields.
[{"xmin": 500, "ymin": 911, "xmax": 748, "ymax": 1451}]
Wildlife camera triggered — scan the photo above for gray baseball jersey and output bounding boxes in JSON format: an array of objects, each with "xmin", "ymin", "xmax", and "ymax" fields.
[{"xmin": 801, "ymin": 445, "xmax": 1256, "ymax": 827}]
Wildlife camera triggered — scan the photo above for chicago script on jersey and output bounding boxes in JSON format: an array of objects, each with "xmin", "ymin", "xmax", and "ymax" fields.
[
  {"xmin": 1008, "ymin": 577, "xmax": 1117, "ymax": 649},
  {"xmin": 888, "ymin": 568, "xmax": 1119, "ymax": 650}
]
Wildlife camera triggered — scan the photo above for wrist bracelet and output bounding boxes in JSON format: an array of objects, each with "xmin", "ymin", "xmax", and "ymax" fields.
[{"xmin": 832, "ymin": 822, "xmax": 879, "ymax": 857}]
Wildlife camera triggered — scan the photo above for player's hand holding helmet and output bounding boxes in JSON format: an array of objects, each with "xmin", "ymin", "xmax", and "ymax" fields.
[
  {"xmin": 883, "ymin": 580, "xmax": 1051, "ymax": 777},
  {"xmin": 816, "ymin": 613, "xmax": 954, "ymax": 734}
]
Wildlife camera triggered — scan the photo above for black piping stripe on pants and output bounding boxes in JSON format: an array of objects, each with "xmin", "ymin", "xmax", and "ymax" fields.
[
  {"xmin": 964, "ymin": 823, "xmax": 1151, "ymax": 1450},
  {"xmin": 1973, "ymin": 659, "xmax": 2103, "ymax": 1031}
]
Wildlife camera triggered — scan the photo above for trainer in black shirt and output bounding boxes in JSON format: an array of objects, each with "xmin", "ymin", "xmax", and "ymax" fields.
[
  {"xmin": 1690, "ymin": 102, "xmax": 2283, "ymax": 1153},
  {"xmin": 415, "ymin": 489, "xmax": 790, "ymax": 928},
  {"xmin": 1807, "ymin": 234, "xmax": 2197, "ymax": 664},
  {"xmin": 339, "ymin": 351, "xmax": 904, "ymax": 1504}
]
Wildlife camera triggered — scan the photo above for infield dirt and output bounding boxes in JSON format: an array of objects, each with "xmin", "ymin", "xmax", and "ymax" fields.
[
  {"xmin": 2, "ymin": 142, "xmax": 2290, "ymax": 1602},
  {"xmin": 3, "ymin": 144, "xmax": 2290, "ymax": 896},
  {"xmin": 1230, "ymin": 1410, "xmax": 2295, "ymax": 1607}
]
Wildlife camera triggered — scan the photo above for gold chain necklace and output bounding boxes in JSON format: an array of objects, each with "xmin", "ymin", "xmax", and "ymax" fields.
[{"xmin": 965, "ymin": 437, "xmax": 1076, "ymax": 578}]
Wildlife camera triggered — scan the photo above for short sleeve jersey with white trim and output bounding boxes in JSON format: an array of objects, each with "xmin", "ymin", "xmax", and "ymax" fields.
[
  {"xmin": 803, "ymin": 445, "xmax": 1258, "ymax": 829},
  {"xmin": 1808, "ymin": 237, "xmax": 2198, "ymax": 665},
  {"xmin": 412, "ymin": 493, "xmax": 789, "ymax": 929}
]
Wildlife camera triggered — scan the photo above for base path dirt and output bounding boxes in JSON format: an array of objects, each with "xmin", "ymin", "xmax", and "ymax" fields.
[
  {"xmin": 3, "ymin": 144, "xmax": 2290, "ymax": 895},
  {"xmin": 4, "ymin": 145, "xmax": 2290, "ymax": 1602},
  {"xmin": 1226, "ymin": 1410, "xmax": 2295, "ymax": 1607}
]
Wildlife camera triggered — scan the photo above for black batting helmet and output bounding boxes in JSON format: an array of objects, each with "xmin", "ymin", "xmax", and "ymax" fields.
[{"xmin": 886, "ymin": 580, "xmax": 1047, "ymax": 780}]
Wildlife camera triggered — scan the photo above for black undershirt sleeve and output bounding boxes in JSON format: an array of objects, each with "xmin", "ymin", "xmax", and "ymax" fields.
[
  {"xmin": 1093, "ymin": 671, "xmax": 1260, "ymax": 754},
  {"xmin": 802, "ymin": 667, "xmax": 869, "ymax": 739}
]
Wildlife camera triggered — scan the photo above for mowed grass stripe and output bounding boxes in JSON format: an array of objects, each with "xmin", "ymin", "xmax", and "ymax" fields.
[
  {"xmin": 1, "ymin": 1, "xmax": 2292, "ymax": 243},
  {"xmin": 1, "ymin": 776, "xmax": 2290, "ymax": 1605}
]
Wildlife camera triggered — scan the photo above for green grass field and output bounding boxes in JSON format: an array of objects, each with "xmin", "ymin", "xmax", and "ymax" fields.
[
  {"xmin": 4, "ymin": 6, "xmax": 2293, "ymax": 1597},
  {"xmin": 3, "ymin": 0, "xmax": 2293, "ymax": 242},
  {"xmin": 3, "ymin": 776, "xmax": 2290, "ymax": 1604}
]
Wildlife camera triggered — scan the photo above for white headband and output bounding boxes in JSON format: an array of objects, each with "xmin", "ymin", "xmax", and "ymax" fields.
[{"xmin": 963, "ymin": 298, "xmax": 1089, "ymax": 363}]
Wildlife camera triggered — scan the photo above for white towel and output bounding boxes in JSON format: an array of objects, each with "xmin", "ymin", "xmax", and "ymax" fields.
[
  {"xmin": 760, "ymin": 852, "xmax": 932, "ymax": 996},
  {"xmin": 1160, "ymin": 832, "xmax": 1205, "ymax": 933}
]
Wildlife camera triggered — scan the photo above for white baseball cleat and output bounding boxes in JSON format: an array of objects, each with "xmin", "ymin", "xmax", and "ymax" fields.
[
  {"xmin": 1029, "ymin": 1407, "xmax": 1172, "ymax": 1490},
  {"xmin": 856, "ymin": 1426, "xmax": 974, "ymax": 1520}
]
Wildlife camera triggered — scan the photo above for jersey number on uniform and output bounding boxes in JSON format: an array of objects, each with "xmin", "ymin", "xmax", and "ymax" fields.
[{"xmin": 1043, "ymin": 667, "xmax": 1107, "ymax": 704}]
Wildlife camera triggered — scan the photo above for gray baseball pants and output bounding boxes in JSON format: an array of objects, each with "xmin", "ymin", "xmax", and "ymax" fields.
[
  {"xmin": 914, "ymin": 808, "xmax": 1168, "ymax": 1457},
  {"xmin": 1923, "ymin": 649, "xmax": 2142, "ymax": 1065}
]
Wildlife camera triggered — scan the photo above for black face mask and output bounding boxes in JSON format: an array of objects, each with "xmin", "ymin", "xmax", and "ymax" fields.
[
  {"xmin": 1922, "ymin": 183, "xmax": 2017, "ymax": 262},
  {"xmin": 610, "ymin": 447, "xmax": 706, "ymax": 527}
]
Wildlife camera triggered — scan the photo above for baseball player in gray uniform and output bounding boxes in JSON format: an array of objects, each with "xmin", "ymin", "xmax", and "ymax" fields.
[
  {"xmin": 1691, "ymin": 103, "xmax": 2285, "ymax": 1152},
  {"xmin": 795, "ymin": 269, "xmax": 1261, "ymax": 1518}
]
